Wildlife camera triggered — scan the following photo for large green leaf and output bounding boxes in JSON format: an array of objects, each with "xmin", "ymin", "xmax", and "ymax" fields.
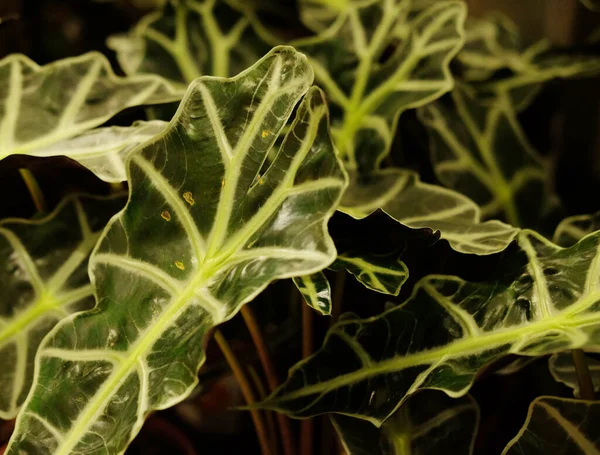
[
  {"xmin": 107, "ymin": 0, "xmax": 270, "ymax": 81},
  {"xmin": 6, "ymin": 46, "xmax": 347, "ymax": 455},
  {"xmin": 332, "ymin": 391, "xmax": 478, "ymax": 455},
  {"xmin": 340, "ymin": 168, "xmax": 518, "ymax": 255},
  {"xmin": 291, "ymin": 0, "xmax": 466, "ymax": 172},
  {"xmin": 419, "ymin": 85, "xmax": 553, "ymax": 229},
  {"xmin": 548, "ymin": 352, "xmax": 600, "ymax": 398},
  {"xmin": 0, "ymin": 195, "xmax": 125, "ymax": 419},
  {"xmin": 29, "ymin": 121, "xmax": 168, "ymax": 183},
  {"xmin": 259, "ymin": 229, "xmax": 600, "ymax": 423},
  {"xmin": 503, "ymin": 397, "xmax": 600, "ymax": 454},
  {"xmin": 0, "ymin": 52, "xmax": 180, "ymax": 159},
  {"xmin": 553, "ymin": 212, "xmax": 600, "ymax": 248}
]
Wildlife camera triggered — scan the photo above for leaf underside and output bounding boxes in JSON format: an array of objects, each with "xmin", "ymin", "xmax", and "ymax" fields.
[
  {"xmin": 7, "ymin": 46, "xmax": 347, "ymax": 455},
  {"xmin": 0, "ymin": 195, "xmax": 125, "ymax": 419},
  {"xmin": 259, "ymin": 229, "xmax": 600, "ymax": 424},
  {"xmin": 0, "ymin": 52, "xmax": 180, "ymax": 160},
  {"xmin": 548, "ymin": 352, "xmax": 600, "ymax": 398},
  {"xmin": 503, "ymin": 397, "xmax": 600, "ymax": 455}
]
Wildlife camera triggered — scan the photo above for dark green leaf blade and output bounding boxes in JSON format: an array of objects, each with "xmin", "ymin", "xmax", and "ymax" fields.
[{"xmin": 294, "ymin": 272, "xmax": 332, "ymax": 315}]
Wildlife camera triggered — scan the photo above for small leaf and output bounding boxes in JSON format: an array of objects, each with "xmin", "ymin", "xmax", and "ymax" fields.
[
  {"xmin": 0, "ymin": 195, "xmax": 125, "ymax": 419},
  {"xmin": 259, "ymin": 230, "xmax": 600, "ymax": 422},
  {"xmin": 293, "ymin": 272, "xmax": 332, "ymax": 315},
  {"xmin": 553, "ymin": 212, "xmax": 600, "ymax": 247},
  {"xmin": 503, "ymin": 397, "xmax": 600, "ymax": 455},
  {"xmin": 331, "ymin": 253, "xmax": 408, "ymax": 296},
  {"xmin": 419, "ymin": 85, "xmax": 553, "ymax": 229},
  {"xmin": 0, "ymin": 52, "xmax": 181, "ymax": 159},
  {"xmin": 107, "ymin": 0, "xmax": 269, "ymax": 81},
  {"xmin": 340, "ymin": 168, "xmax": 518, "ymax": 255},
  {"xmin": 7, "ymin": 46, "xmax": 347, "ymax": 455},
  {"xmin": 29, "ymin": 121, "xmax": 168, "ymax": 183},
  {"xmin": 548, "ymin": 353, "xmax": 600, "ymax": 398},
  {"xmin": 333, "ymin": 391, "xmax": 479, "ymax": 455},
  {"xmin": 291, "ymin": 0, "xmax": 466, "ymax": 172}
]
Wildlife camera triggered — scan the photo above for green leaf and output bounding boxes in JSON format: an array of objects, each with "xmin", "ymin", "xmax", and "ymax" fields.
[
  {"xmin": 107, "ymin": 0, "xmax": 269, "ymax": 81},
  {"xmin": 553, "ymin": 212, "xmax": 600, "ymax": 248},
  {"xmin": 7, "ymin": 46, "xmax": 347, "ymax": 455},
  {"xmin": 332, "ymin": 391, "xmax": 478, "ymax": 455},
  {"xmin": 458, "ymin": 14, "xmax": 600, "ymax": 109},
  {"xmin": 340, "ymin": 168, "xmax": 518, "ymax": 255},
  {"xmin": 581, "ymin": 0, "xmax": 600, "ymax": 11},
  {"xmin": 29, "ymin": 121, "xmax": 168, "ymax": 183},
  {"xmin": 419, "ymin": 84, "xmax": 553, "ymax": 229},
  {"xmin": 293, "ymin": 272, "xmax": 332, "ymax": 315},
  {"xmin": 291, "ymin": 0, "xmax": 466, "ymax": 172},
  {"xmin": 0, "ymin": 52, "xmax": 181, "ymax": 159},
  {"xmin": 548, "ymin": 353, "xmax": 600, "ymax": 398},
  {"xmin": 503, "ymin": 397, "xmax": 600, "ymax": 455},
  {"xmin": 259, "ymin": 229, "xmax": 600, "ymax": 423},
  {"xmin": 0, "ymin": 194, "xmax": 125, "ymax": 419},
  {"xmin": 331, "ymin": 252, "xmax": 408, "ymax": 296}
]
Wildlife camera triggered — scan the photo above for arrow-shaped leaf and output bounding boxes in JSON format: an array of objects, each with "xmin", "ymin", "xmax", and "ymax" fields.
[
  {"xmin": 292, "ymin": 0, "xmax": 466, "ymax": 172},
  {"xmin": 259, "ymin": 229, "xmax": 600, "ymax": 423},
  {"xmin": 6, "ymin": 46, "xmax": 347, "ymax": 455},
  {"xmin": 0, "ymin": 52, "xmax": 180, "ymax": 160},
  {"xmin": 332, "ymin": 391, "xmax": 478, "ymax": 455},
  {"xmin": 419, "ymin": 85, "xmax": 553, "ymax": 229},
  {"xmin": 503, "ymin": 397, "xmax": 600, "ymax": 455},
  {"xmin": 0, "ymin": 195, "xmax": 125, "ymax": 419},
  {"xmin": 294, "ymin": 272, "xmax": 332, "ymax": 315},
  {"xmin": 341, "ymin": 168, "xmax": 518, "ymax": 254}
]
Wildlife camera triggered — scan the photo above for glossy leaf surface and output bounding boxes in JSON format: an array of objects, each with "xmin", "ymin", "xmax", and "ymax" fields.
[
  {"xmin": 503, "ymin": 397, "xmax": 600, "ymax": 454},
  {"xmin": 340, "ymin": 168, "xmax": 518, "ymax": 254},
  {"xmin": 549, "ymin": 353, "xmax": 600, "ymax": 398},
  {"xmin": 333, "ymin": 391, "xmax": 478, "ymax": 455},
  {"xmin": 7, "ymin": 47, "xmax": 347, "ymax": 455},
  {"xmin": 0, "ymin": 52, "xmax": 180, "ymax": 159},
  {"xmin": 293, "ymin": 272, "xmax": 332, "ymax": 315},
  {"xmin": 0, "ymin": 195, "xmax": 124, "ymax": 419},
  {"xmin": 331, "ymin": 252, "xmax": 408, "ymax": 296},
  {"xmin": 260, "ymin": 230, "xmax": 600, "ymax": 423},
  {"xmin": 292, "ymin": 0, "xmax": 466, "ymax": 172}
]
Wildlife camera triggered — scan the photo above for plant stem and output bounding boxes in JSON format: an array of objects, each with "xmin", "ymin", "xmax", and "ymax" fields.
[
  {"xmin": 19, "ymin": 169, "xmax": 46, "ymax": 212},
  {"xmin": 214, "ymin": 329, "xmax": 272, "ymax": 455},
  {"xmin": 331, "ymin": 270, "xmax": 347, "ymax": 322},
  {"xmin": 248, "ymin": 365, "xmax": 279, "ymax": 455},
  {"xmin": 571, "ymin": 349, "xmax": 595, "ymax": 400},
  {"xmin": 240, "ymin": 306, "xmax": 296, "ymax": 455},
  {"xmin": 300, "ymin": 302, "xmax": 314, "ymax": 455}
]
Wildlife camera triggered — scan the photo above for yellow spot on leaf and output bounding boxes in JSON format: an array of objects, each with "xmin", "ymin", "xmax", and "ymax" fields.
[
  {"xmin": 258, "ymin": 177, "xmax": 264, "ymax": 185},
  {"xmin": 175, "ymin": 261, "xmax": 185, "ymax": 270},
  {"xmin": 161, "ymin": 210, "xmax": 171, "ymax": 221},
  {"xmin": 261, "ymin": 130, "xmax": 270, "ymax": 138},
  {"xmin": 221, "ymin": 179, "xmax": 225, "ymax": 188},
  {"xmin": 183, "ymin": 191, "xmax": 195, "ymax": 206}
]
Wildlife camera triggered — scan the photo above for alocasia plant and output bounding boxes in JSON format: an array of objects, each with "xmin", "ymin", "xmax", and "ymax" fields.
[
  {"xmin": 5, "ymin": 46, "xmax": 347, "ymax": 454},
  {"xmin": 2, "ymin": 1, "xmax": 600, "ymax": 454}
]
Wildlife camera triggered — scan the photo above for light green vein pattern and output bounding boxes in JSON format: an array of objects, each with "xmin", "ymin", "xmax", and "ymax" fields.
[
  {"xmin": 0, "ymin": 195, "xmax": 125, "ymax": 419},
  {"xmin": 6, "ymin": 46, "xmax": 347, "ymax": 455}
]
